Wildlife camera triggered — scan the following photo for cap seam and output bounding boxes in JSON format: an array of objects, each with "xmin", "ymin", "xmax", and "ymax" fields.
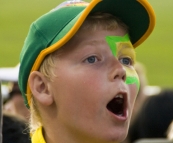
[
  {"xmin": 32, "ymin": 22, "xmax": 49, "ymax": 47},
  {"xmin": 48, "ymin": 12, "xmax": 81, "ymax": 46}
]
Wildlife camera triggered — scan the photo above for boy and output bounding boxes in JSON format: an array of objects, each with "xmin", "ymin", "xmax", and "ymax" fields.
[{"xmin": 18, "ymin": 0, "xmax": 155, "ymax": 143}]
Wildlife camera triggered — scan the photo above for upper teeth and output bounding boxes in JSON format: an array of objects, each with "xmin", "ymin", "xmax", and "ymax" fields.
[{"xmin": 115, "ymin": 94, "xmax": 123, "ymax": 98}]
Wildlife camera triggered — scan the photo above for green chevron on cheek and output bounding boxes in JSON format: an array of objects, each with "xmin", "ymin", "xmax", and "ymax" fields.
[
  {"xmin": 125, "ymin": 76, "xmax": 140, "ymax": 90},
  {"xmin": 105, "ymin": 34, "xmax": 130, "ymax": 56},
  {"xmin": 124, "ymin": 66, "xmax": 140, "ymax": 90}
]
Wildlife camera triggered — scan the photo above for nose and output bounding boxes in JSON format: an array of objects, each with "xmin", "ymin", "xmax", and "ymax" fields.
[{"xmin": 110, "ymin": 59, "xmax": 126, "ymax": 82}]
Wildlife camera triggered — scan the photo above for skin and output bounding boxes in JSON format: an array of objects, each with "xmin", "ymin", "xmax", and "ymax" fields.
[
  {"xmin": 29, "ymin": 26, "xmax": 139, "ymax": 143},
  {"xmin": 3, "ymin": 94, "xmax": 30, "ymax": 121}
]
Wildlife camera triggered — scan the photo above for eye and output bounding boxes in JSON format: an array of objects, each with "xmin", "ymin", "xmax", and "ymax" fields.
[
  {"xmin": 119, "ymin": 57, "xmax": 133, "ymax": 66},
  {"xmin": 84, "ymin": 56, "xmax": 98, "ymax": 63}
]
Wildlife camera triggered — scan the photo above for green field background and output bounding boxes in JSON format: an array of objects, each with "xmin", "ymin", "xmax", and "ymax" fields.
[{"xmin": 1, "ymin": 0, "xmax": 173, "ymax": 88}]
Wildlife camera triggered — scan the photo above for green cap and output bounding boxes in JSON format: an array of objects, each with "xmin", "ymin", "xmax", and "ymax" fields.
[{"xmin": 19, "ymin": 0, "xmax": 156, "ymax": 108}]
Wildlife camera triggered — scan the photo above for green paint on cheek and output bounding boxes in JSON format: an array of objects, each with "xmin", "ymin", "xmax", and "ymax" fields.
[
  {"xmin": 125, "ymin": 76, "xmax": 140, "ymax": 90},
  {"xmin": 105, "ymin": 34, "xmax": 130, "ymax": 57},
  {"xmin": 125, "ymin": 68, "xmax": 140, "ymax": 90}
]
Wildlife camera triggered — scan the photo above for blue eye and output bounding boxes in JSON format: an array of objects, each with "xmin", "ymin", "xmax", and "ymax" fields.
[
  {"xmin": 85, "ymin": 56, "xmax": 98, "ymax": 63},
  {"xmin": 120, "ymin": 57, "xmax": 132, "ymax": 66}
]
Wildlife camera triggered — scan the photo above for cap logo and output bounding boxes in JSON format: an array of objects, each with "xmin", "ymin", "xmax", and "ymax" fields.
[{"xmin": 52, "ymin": 0, "xmax": 89, "ymax": 11}]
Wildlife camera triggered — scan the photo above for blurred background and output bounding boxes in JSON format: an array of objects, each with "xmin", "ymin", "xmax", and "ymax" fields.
[
  {"xmin": 1, "ymin": 0, "xmax": 173, "ymax": 88},
  {"xmin": 1, "ymin": 1, "xmax": 173, "ymax": 143}
]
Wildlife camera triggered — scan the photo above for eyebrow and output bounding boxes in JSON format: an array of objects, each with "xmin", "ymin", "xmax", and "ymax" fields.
[
  {"xmin": 117, "ymin": 43, "xmax": 136, "ymax": 59},
  {"xmin": 81, "ymin": 39, "xmax": 105, "ymax": 46},
  {"xmin": 73, "ymin": 39, "xmax": 107, "ymax": 53}
]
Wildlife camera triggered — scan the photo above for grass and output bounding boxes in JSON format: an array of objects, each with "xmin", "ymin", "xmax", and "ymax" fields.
[
  {"xmin": 135, "ymin": 0, "xmax": 173, "ymax": 87},
  {"xmin": 1, "ymin": 0, "xmax": 173, "ymax": 88}
]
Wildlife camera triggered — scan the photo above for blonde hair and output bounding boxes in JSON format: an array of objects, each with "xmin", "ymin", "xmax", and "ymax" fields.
[
  {"xmin": 80, "ymin": 12, "xmax": 128, "ymax": 32},
  {"xmin": 29, "ymin": 13, "xmax": 128, "ymax": 134}
]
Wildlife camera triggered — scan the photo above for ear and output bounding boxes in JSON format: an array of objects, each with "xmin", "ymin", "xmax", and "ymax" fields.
[{"xmin": 29, "ymin": 71, "xmax": 53, "ymax": 106}]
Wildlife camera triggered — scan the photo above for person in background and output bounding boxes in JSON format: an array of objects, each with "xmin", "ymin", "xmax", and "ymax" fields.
[
  {"xmin": 0, "ymin": 64, "xmax": 30, "ymax": 121},
  {"xmin": 3, "ymin": 82, "xmax": 30, "ymax": 121},
  {"xmin": 2, "ymin": 112, "xmax": 31, "ymax": 143},
  {"xmin": 127, "ymin": 89, "xmax": 173, "ymax": 143}
]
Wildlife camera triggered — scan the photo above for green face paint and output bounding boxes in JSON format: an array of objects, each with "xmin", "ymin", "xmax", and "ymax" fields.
[
  {"xmin": 105, "ymin": 34, "xmax": 140, "ymax": 90},
  {"xmin": 105, "ymin": 34, "xmax": 129, "ymax": 56},
  {"xmin": 125, "ymin": 71, "xmax": 140, "ymax": 89}
]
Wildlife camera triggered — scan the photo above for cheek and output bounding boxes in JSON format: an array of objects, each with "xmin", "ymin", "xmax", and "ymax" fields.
[
  {"xmin": 63, "ymin": 66, "xmax": 106, "ymax": 93},
  {"xmin": 124, "ymin": 66, "xmax": 140, "ymax": 91},
  {"xmin": 128, "ymin": 84, "xmax": 138, "ymax": 102},
  {"xmin": 124, "ymin": 67, "xmax": 139, "ymax": 105},
  {"xmin": 52, "ymin": 68, "xmax": 105, "ymax": 108},
  {"xmin": 52, "ymin": 70, "xmax": 107, "ymax": 125}
]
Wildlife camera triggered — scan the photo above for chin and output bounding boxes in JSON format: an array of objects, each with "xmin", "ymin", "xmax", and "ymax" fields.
[{"xmin": 102, "ymin": 127, "xmax": 129, "ymax": 143}]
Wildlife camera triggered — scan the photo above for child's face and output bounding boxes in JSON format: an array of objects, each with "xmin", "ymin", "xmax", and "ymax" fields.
[{"xmin": 48, "ymin": 27, "xmax": 139, "ymax": 142}]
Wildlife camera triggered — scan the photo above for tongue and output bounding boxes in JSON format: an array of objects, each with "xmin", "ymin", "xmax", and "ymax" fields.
[{"xmin": 107, "ymin": 98, "xmax": 124, "ymax": 115}]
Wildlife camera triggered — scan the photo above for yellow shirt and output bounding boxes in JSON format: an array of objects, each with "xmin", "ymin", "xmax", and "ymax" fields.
[{"xmin": 32, "ymin": 127, "xmax": 46, "ymax": 143}]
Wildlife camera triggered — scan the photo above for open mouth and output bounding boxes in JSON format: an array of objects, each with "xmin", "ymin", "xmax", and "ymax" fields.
[{"xmin": 106, "ymin": 94, "xmax": 125, "ymax": 116}]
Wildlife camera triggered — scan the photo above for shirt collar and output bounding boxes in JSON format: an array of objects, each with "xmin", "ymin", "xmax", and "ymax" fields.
[{"xmin": 32, "ymin": 126, "xmax": 46, "ymax": 143}]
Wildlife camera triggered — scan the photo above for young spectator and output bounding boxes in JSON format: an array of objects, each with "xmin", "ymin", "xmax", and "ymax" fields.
[
  {"xmin": 2, "ymin": 112, "xmax": 31, "ymax": 143},
  {"xmin": 18, "ymin": 0, "xmax": 155, "ymax": 142}
]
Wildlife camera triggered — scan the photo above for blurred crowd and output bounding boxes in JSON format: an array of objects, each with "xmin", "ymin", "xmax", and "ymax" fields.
[
  {"xmin": 0, "ymin": 64, "xmax": 31, "ymax": 143},
  {"xmin": 0, "ymin": 62, "xmax": 173, "ymax": 143}
]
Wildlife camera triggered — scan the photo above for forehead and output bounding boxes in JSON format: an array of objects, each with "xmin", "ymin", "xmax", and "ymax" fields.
[{"xmin": 55, "ymin": 26, "xmax": 134, "ymax": 58}]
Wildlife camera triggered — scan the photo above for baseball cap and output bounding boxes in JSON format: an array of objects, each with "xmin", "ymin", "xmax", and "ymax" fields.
[{"xmin": 19, "ymin": 0, "xmax": 156, "ymax": 108}]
